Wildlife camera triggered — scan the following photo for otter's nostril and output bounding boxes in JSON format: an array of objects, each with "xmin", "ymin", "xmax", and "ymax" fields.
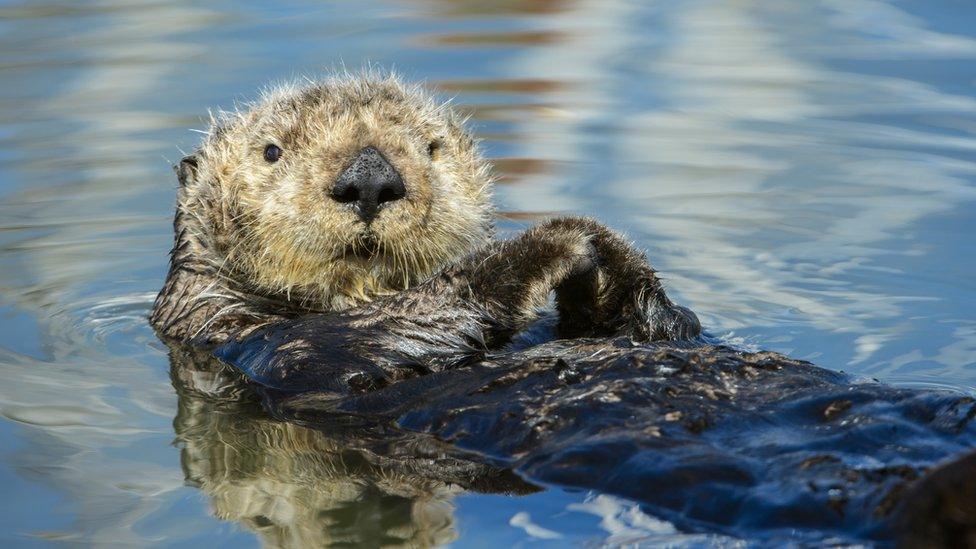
[
  {"xmin": 331, "ymin": 185, "xmax": 359, "ymax": 204},
  {"xmin": 377, "ymin": 185, "xmax": 405, "ymax": 205}
]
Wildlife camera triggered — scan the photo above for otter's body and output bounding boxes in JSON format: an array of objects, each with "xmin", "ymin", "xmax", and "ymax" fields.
[
  {"xmin": 154, "ymin": 74, "xmax": 976, "ymax": 545},
  {"xmin": 150, "ymin": 73, "xmax": 700, "ymax": 359}
]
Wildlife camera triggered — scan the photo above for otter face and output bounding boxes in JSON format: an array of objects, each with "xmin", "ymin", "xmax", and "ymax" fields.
[{"xmin": 177, "ymin": 75, "xmax": 494, "ymax": 310}]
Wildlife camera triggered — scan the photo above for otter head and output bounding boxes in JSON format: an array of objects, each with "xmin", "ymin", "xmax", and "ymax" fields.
[{"xmin": 176, "ymin": 74, "xmax": 494, "ymax": 311}]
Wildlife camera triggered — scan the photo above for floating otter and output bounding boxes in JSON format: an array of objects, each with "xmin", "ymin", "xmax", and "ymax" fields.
[
  {"xmin": 154, "ymin": 73, "xmax": 976, "ymax": 545},
  {"xmin": 151, "ymin": 72, "xmax": 700, "ymax": 387}
]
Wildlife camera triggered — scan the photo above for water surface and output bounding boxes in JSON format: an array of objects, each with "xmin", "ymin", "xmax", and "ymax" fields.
[{"xmin": 1, "ymin": 0, "xmax": 975, "ymax": 545}]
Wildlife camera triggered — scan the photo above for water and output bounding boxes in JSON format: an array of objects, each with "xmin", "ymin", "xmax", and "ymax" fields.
[{"xmin": 0, "ymin": 0, "xmax": 974, "ymax": 545}]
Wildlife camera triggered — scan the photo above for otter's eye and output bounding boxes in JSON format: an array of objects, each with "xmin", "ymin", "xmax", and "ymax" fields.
[
  {"xmin": 427, "ymin": 140, "xmax": 442, "ymax": 161},
  {"xmin": 264, "ymin": 144, "xmax": 283, "ymax": 163}
]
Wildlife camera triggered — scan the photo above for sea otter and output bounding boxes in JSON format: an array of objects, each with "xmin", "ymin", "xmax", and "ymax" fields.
[
  {"xmin": 154, "ymin": 73, "xmax": 976, "ymax": 545},
  {"xmin": 150, "ymin": 72, "xmax": 701, "ymax": 383}
]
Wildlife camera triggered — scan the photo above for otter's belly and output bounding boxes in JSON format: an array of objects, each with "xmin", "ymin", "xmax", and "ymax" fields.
[{"xmin": 218, "ymin": 336, "xmax": 976, "ymax": 545}]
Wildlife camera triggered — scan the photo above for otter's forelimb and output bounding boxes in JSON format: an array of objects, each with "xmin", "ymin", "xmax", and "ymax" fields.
[
  {"xmin": 448, "ymin": 217, "xmax": 701, "ymax": 344},
  {"xmin": 217, "ymin": 217, "xmax": 700, "ymax": 395}
]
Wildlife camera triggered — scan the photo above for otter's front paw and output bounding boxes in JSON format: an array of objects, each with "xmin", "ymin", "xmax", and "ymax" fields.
[{"xmin": 546, "ymin": 217, "xmax": 701, "ymax": 342}]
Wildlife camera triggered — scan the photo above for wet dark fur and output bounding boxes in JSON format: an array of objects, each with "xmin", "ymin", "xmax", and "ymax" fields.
[{"xmin": 221, "ymin": 339, "xmax": 976, "ymax": 545}]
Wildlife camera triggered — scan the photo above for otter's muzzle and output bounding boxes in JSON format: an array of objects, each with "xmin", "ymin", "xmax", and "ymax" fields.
[{"xmin": 330, "ymin": 146, "xmax": 406, "ymax": 223}]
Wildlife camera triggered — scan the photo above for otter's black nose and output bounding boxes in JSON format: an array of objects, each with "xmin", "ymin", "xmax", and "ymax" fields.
[{"xmin": 330, "ymin": 146, "xmax": 406, "ymax": 223}]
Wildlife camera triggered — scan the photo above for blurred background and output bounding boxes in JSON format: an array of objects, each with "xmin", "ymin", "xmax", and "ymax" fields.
[{"xmin": 0, "ymin": 0, "xmax": 975, "ymax": 546}]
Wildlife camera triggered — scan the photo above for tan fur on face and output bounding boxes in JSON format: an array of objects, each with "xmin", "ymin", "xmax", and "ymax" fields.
[{"xmin": 179, "ymin": 72, "xmax": 494, "ymax": 311}]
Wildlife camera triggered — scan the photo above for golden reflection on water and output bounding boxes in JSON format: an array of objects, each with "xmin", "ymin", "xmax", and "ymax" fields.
[
  {"xmin": 418, "ymin": 30, "xmax": 568, "ymax": 47},
  {"xmin": 170, "ymin": 350, "xmax": 465, "ymax": 548},
  {"xmin": 399, "ymin": 0, "xmax": 573, "ymax": 18},
  {"xmin": 167, "ymin": 343, "xmax": 544, "ymax": 547},
  {"xmin": 436, "ymin": 79, "xmax": 568, "ymax": 93}
]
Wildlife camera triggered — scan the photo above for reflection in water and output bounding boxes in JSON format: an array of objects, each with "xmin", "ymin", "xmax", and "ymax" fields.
[
  {"xmin": 0, "ymin": 0, "xmax": 974, "ymax": 545},
  {"xmin": 168, "ymin": 346, "xmax": 534, "ymax": 547}
]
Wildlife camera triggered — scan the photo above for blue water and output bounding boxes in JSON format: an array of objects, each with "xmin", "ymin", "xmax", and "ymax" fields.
[{"xmin": 0, "ymin": 0, "xmax": 974, "ymax": 545}]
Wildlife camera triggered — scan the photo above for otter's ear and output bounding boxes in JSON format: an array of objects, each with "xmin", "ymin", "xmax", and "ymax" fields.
[{"xmin": 174, "ymin": 154, "xmax": 199, "ymax": 187}]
